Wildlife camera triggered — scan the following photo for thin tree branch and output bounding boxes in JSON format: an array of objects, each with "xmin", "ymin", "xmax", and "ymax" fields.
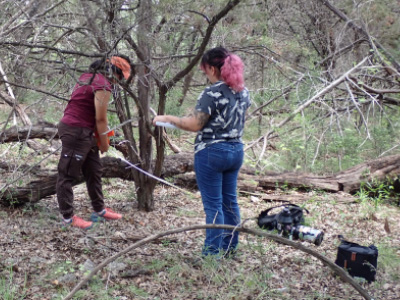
[
  {"xmin": 0, "ymin": 80, "xmax": 69, "ymax": 102},
  {"xmin": 319, "ymin": 0, "xmax": 400, "ymax": 73},
  {"xmin": 272, "ymin": 57, "xmax": 369, "ymax": 136},
  {"xmin": 165, "ymin": 0, "xmax": 242, "ymax": 89},
  {"xmin": 0, "ymin": 42, "xmax": 106, "ymax": 57}
]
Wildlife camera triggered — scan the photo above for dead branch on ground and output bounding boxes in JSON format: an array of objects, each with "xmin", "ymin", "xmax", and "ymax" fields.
[{"xmin": 63, "ymin": 224, "xmax": 374, "ymax": 300}]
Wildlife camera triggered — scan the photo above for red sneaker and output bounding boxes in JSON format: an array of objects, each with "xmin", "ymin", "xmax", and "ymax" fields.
[
  {"xmin": 63, "ymin": 215, "xmax": 93, "ymax": 230},
  {"xmin": 91, "ymin": 208, "xmax": 122, "ymax": 222}
]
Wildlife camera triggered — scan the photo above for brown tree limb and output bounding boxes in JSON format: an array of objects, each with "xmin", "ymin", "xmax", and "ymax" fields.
[
  {"xmin": 0, "ymin": 41, "xmax": 105, "ymax": 57},
  {"xmin": 63, "ymin": 224, "xmax": 374, "ymax": 300},
  {"xmin": 258, "ymin": 153, "xmax": 400, "ymax": 193},
  {"xmin": 1, "ymin": 122, "xmax": 399, "ymax": 205},
  {"xmin": 0, "ymin": 88, "xmax": 32, "ymax": 126},
  {"xmin": 0, "ymin": 79, "xmax": 69, "ymax": 102}
]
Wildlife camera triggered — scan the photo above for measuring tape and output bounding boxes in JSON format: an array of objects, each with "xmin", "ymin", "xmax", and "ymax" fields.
[{"xmin": 118, "ymin": 156, "xmax": 196, "ymax": 197}]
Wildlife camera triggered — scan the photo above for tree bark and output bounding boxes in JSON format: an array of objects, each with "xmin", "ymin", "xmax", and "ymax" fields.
[{"xmin": 136, "ymin": 0, "xmax": 155, "ymax": 211}]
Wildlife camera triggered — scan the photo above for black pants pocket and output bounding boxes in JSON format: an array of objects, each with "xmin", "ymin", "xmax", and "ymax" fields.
[{"xmin": 58, "ymin": 148, "xmax": 85, "ymax": 179}]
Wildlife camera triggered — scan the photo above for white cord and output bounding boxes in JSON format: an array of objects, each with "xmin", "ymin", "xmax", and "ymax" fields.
[{"xmin": 119, "ymin": 157, "xmax": 195, "ymax": 197}]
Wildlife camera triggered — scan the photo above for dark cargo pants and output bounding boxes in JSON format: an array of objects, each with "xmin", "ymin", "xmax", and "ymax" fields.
[{"xmin": 56, "ymin": 121, "xmax": 104, "ymax": 219}]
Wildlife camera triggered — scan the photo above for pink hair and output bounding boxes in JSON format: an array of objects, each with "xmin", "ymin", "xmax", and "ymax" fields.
[{"xmin": 220, "ymin": 54, "xmax": 245, "ymax": 92}]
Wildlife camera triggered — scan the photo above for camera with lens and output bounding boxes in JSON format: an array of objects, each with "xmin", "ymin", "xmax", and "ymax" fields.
[{"xmin": 257, "ymin": 204, "xmax": 324, "ymax": 246}]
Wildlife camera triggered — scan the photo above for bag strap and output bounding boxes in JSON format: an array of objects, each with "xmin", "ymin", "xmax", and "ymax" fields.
[
  {"xmin": 259, "ymin": 203, "xmax": 308, "ymax": 217},
  {"xmin": 288, "ymin": 205, "xmax": 309, "ymax": 214}
]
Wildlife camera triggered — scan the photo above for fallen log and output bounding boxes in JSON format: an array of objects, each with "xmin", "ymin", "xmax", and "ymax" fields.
[
  {"xmin": 174, "ymin": 171, "xmax": 259, "ymax": 192},
  {"xmin": 258, "ymin": 154, "xmax": 400, "ymax": 194},
  {"xmin": 0, "ymin": 152, "xmax": 194, "ymax": 205},
  {"xmin": 0, "ymin": 122, "xmax": 58, "ymax": 143},
  {"xmin": 1, "ymin": 146, "xmax": 399, "ymax": 205}
]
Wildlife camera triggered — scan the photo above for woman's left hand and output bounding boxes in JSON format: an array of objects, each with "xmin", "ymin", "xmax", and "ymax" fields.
[{"xmin": 153, "ymin": 115, "xmax": 168, "ymax": 126}]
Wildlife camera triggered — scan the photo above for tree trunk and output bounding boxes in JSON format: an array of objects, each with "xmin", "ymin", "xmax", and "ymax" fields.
[{"xmin": 136, "ymin": 0, "xmax": 155, "ymax": 211}]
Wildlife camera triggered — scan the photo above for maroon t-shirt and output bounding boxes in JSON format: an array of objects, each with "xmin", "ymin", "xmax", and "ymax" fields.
[{"xmin": 61, "ymin": 73, "xmax": 112, "ymax": 129}]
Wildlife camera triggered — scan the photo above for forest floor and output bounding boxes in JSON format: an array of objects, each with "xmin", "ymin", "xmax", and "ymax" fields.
[{"xmin": 0, "ymin": 176, "xmax": 400, "ymax": 300}]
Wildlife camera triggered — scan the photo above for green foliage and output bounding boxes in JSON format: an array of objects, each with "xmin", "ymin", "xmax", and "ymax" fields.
[
  {"xmin": 356, "ymin": 179, "xmax": 398, "ymax": 213},
  {"xmin": 247, "ymin": 100, "xmax": 400, "ymax": 174},
  {"xmin": 128, "ymin": 285, "xmax": 149, "ymax": 298},
  {"xmin": 54, "ymin": 260, "xmax": 75, "ymax": 276},
  {"xmin": 0, "ymin": 267, "xmax": 27, "ymax": 300},
  {"xmin": 165, "ymin": 88, "xmax": 184, "ymax": 116},
  {"xmin": 377, "ymin": 242, "xmax": 400, "ymax": 281}
]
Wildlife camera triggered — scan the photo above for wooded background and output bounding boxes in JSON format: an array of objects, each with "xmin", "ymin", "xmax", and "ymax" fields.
[{"xmin": 1, "ymin": 0, "xmax": 400, "ymax": 210}]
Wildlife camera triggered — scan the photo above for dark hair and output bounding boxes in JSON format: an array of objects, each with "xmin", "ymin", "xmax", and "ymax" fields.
[
  {"xmin": 200, "ymin": 47, "xmax": 245, "ymax": 92},
  {"xmin": 88, "ymin": 59, "xmax": 116, "ymax": 78},
  {"xmin": 88, "ymin": 55, "xmax": 131, "ymax": 79}
]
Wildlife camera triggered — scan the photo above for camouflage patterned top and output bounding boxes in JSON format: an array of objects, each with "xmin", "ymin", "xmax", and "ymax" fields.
[{"xmin": 194, "ymin": 81, "xmax": 251, "ymax": 153}]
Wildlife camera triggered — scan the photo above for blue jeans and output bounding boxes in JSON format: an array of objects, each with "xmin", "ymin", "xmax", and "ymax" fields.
[{"xmin": 194, "ymin": 142, "xmax": 244, "ymax": 256}]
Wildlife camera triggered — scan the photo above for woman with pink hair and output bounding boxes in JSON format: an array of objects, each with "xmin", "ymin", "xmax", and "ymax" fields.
[{"xmin": 153, "ymin": 47, "xmax": 251, "ymax": 257}]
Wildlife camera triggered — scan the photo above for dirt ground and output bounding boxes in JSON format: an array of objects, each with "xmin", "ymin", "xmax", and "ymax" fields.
[{"xmin": 0, "ymin": 179, "xmax": 400, "ymax": 300}]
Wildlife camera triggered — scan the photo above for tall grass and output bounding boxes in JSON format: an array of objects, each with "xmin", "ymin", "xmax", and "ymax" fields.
[{"xmin": 0, "ymin": 267, "xmax": 27, "ymax": 300}]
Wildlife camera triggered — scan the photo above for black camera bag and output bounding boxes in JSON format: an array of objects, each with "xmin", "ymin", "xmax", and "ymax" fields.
[
  {"xmin": 257, "ymin": 203, "xmax": 306, "ymax": 229},
  {"xmin": 334, "ymin": 236, "xmax": 378, "ymax": 283}
]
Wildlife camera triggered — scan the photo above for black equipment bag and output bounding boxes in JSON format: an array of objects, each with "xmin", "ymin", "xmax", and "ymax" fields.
[{"xmin": 334, "ymin": 236, "xmax": 378, "ymax": 283}]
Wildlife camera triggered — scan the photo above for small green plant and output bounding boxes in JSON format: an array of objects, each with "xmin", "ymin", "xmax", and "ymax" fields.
[
  {"xmin": 356, "ymin": 179, "xmax": 397, "ymax": 212},
  {"xmin": 128, "ymin": 285, "xmax": 149, "ymax": 298},
  {"xmin": 54, "ymin": 260, "xmax": 75, "ymax": 276},
  {"xmin": 0, "ymin": 267, "xmax": 27, "ymax": 300}
]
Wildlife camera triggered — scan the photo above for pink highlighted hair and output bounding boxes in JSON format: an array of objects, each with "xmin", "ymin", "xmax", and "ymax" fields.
[{"xmin": 200, "ymin": 47, "xmax": 245, "ymax": 92}]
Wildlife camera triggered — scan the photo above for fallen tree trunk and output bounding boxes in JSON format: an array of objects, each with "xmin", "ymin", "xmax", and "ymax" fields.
[
  {"xmin": 259, "ymin": 154, "xmax": 400, "ymax": 193},
  {"xmin": 2, "ymin": 152, "xmax": 399, "ymax": 206},
  {"xmin": 0, "ymin": 122, "xmax": 58, "ymax": 143},
  {"xmin": 0, "ymin": 152, "xmax": 195, "ymax": 205},
  {"xmin": 1, "ymin": 123, "xmax": 399, "ymax": 206}
]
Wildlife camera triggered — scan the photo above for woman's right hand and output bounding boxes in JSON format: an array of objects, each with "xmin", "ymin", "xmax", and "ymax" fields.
[{"xmin": 98, "ymin": 141, "xmax": 109, "ymax": 154}]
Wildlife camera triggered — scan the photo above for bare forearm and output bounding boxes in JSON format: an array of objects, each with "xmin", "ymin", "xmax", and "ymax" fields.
[
  {"xmin": 94, "ymin": 90, "xmax": 111, "ymax": 152},
  {"xmin": 158, "ymin": 115, "xmax": 199, "ymax": 132},
  {"xmin": 153, "ymin": 109, "xmax": 209, "ymax": 132},
  {"xmin": 96, "ymin": 119, "xmax": 109, "ymax": 152}
]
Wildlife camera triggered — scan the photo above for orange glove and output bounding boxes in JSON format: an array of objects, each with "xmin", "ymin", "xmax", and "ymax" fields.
[{"xmin": 94, "ymin": 129, "xmax": 115, "ymax": 147}]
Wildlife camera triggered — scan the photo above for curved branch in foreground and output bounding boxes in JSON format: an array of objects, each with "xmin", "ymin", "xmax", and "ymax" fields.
[{"xmin": 63, "ymin": 224, "xmax": 374, "ymax": 300}]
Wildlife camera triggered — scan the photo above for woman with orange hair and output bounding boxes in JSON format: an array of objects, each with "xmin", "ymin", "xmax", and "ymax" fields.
[{"xmin": 56, "ymin": 55, "xmax": 131, "ymax": 229}]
